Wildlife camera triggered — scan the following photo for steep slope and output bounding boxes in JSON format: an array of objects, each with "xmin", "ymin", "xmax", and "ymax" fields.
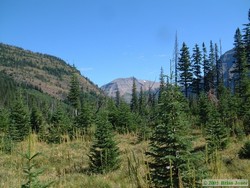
[
  {"xmin": 220, "ymin": 48, "xmax": 236, "ymax": 88},
  {"xmin": 101, "ymin": 77, "xmax": 160, "ymax": 102},
  {"xmin": 0, "ymin": 43, "xmax": 100, "ymax": 99}
]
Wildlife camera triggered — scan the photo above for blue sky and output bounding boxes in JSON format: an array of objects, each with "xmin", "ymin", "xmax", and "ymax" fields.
[{"xmin": 0, "ymin": 0, "xmax": 249, "ymax": 86}]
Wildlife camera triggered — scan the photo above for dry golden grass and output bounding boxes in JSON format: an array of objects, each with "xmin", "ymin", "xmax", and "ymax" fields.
[{"xmin": 0, "ymin": 133, "xmax": 249, "ymax": 188}]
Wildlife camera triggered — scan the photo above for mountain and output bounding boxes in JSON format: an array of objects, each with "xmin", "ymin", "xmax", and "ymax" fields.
[
  {"xmin": 101, "ymin": 77, "xmax": 160, "ymax": 102},
  {"xmin": 0, "ymin": 43, "xmax": 101, "ymax": 100},
  {"xmin": 220, "ymin": 48, "xmax": 236, "ymax": 88}
]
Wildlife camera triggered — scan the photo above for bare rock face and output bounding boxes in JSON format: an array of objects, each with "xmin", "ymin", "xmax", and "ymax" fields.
[
  {"xmin": 101, "ymin": 77, "xmax": 160, "ymax": 102},
  {"xmin": 220, "ymin": 49, "xmax": 235, "ymax": 86}
]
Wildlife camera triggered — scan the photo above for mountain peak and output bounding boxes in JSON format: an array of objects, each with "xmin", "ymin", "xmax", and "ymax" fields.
[{"xmin": 101, "ymin": 77, "xmax": 160, "ymax": 102}]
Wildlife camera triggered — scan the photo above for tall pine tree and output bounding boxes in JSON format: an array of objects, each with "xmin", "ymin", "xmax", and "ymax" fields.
[
  {"xmin": 130, "ymin": 77, "xmax": 138, "ymax": 113},
  {"xmin": 68, "ymin": 73, "xmax": 80, "ymax": 115},
  {"xmin": 178, "ymin": 42, "xmax": 193, "ymax": 97},
  {"xmin": 192, "ymin": 44, "xmax": 202, "ymax": 96},
  {"xmin": 202, "ymin": 43, "xmax": 210, "ymax": 92},
  {"xmin": 158, "ymin": 67, "xmax": 165, "ymax": 101}
]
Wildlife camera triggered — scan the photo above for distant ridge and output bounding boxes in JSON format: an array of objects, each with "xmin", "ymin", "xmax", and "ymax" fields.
[{"xmin": 101, "ymin": 77, "xmax": 160, "ymax": 102}]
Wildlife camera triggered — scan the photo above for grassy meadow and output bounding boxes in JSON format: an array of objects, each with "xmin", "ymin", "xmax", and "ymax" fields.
[{"xmin": 0, "ymin": 129, "xmax": 249, "ymax": 188}]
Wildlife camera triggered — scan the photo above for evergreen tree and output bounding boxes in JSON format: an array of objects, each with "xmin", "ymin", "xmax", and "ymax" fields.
[
  {"xmin": 0, "ymin": 108, "xmax": 9, "ymax": 132},
  {"xmin": 88, "ymin": 112, "xmax": 120, "ymax": 174},
  {"xmin": 202, "ymin": 43, "xmax": 210, "ymax": 92},
  {"xmin": 198, "ymin": 91, "xmax": 228, "ymax": 152},
  {"xmin": 138, "ymin": 86, "xmax": 147, "ymax": 116},
  {"xmin": 68, "ymin": 73, "xmax": 80, "ymax": 115},
  {"xmin": 147, "ymin": 86, "xmax": 193, "ymax": 187},
  {"xmin": 192, "ymin": 44, "xmax": 202, "ymax": 96},
  {"xmin": 8, "ymin": 95, "xmax": 30, "ymax": 142},
  {"xmin": 115, "ymin": 88, "xmax": 121, "ymax": 107},
  {"xmin": 233, "ymin": 28, "xmax": 247, "ymax": 96},
  {"xmin": 30, "ymin": 107, "xmax": 43, "ymax": 134},
  {"xmin": 75, "ymin": 103, "xmax": 93, "ymax": 133},
  {"xmin": 215, "ymin": 43, "xmax": 222, "ymax": 94},
  {"xmin": 243, "ymin": 9, "xmax": 250, "ymax": 65},
  {"xmin": 130, "ymin": 77, "xmax": 138, "ymax": 113},
  {"xmin": 207, "ymin": 41, "xmax": 215, "ymax": 90},
  {"xmin": 158, "ymin": 67, "xmax": 165, "ymax": 101},
  {"xmin": 205, "ymin": 102, "xmax": 229, "ymax": 153},
  {"xmin": 178, "ymin": 42, "xmax": 193, "ymax": 97},
  {"xmin": 46, "ymin": 106, "xmax": 71, "ymax": 143}
]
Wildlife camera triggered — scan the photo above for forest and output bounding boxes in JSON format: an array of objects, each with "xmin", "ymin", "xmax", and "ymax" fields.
[{"xmin": 0, "ymin": 9, "xmax": 250, "ymax": 188}]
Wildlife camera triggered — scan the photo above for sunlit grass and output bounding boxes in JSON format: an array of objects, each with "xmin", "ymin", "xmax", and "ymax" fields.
[{"xmin": 0, "ymin": 133, "xmax": 249, "ymax": 187}]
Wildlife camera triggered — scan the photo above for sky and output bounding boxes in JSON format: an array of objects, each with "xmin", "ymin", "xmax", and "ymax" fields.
[{"xmin": 0, "ymin": 0, "xmax": 249, "ymax": 86}]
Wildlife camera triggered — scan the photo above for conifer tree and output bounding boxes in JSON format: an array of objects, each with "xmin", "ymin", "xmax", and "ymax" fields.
[
  {"xmin": 88, "ymin": 112, "xmax": 120, "ymax": 174},
  {"xmin": 158, "ymin": 67, "xmax": 165, "ymax": 101},
  {"xmin": 8, "ymin": 95, "xmax": 30, "ymax": 142},
  {"xmin": 130, "ymin": 77, "xmax": 138, "ymax": 113},
  {"xmin": 178, "ymin": 42, "xmax": 193, "ymax": 97},
  {"xmin": 198, "ymin": 91, "xmax": 228, "ymax": 152},
  {"xmin": 68, "ymin": 73, "xmax": 80, "ymax": 115},
  {"xmin": 192, "ymin": 44, "xmax": 202, "ymax": 96},
  {"xmin": 47, "ymin": 106, "xmax": 70, "ymax": 143},
  {"xmin": 202, "ymin": 43, "xmax": 210, "ymax": 92},
  {"xmin": 138, "ymin": 86, "xmax": 147, "ymax": 116},
  {"xmin": 147, "ymin": 86, "xmax": 193, "ymax": 187},
  {"xmin": 205, "ymin": 101, "xmax": 229, "ymax": 153},
  {"xmin": 75, "ymin": 103, "xmax": 93, "ymax": 133},
  {"xmin": 243, "ymin": 9, "xmax": 250, "ymax": 65},
  {"xmin": 215, "ymin": 43, "xmax": 221, "ymax": 94},
  {"xmin": 233, "ymin": 28, "xmax": 246, "ymax": 95},
  {"xmin": 30, "ymin": 107, "xmax": 43, "ymax": 134},
  {"xmin": 0, "ymin": 108, "xmax": 9, "ymax": 132},
  {"xmin": 207, "ymin": 41, "xmax": 215, "ymax": 90},
  {"xmin": 235, "ymin": 17, "xmax": 250, "ymax": 132},
  {"xmin": 115, "ymin": 89, "xmax": 121, "ymax": 107}
]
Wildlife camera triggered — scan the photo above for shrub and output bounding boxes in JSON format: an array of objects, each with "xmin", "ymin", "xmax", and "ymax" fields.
[{"xmin": 238, "ymin": 140, "xmax": 250, "ymax": 159}]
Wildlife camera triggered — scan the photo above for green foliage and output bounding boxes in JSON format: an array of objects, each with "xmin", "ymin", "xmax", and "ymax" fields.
[
  {"xmin": 39, "ymin": 106, "xmax": 71, "ymax": 144},
  {"xmin": 1, "ymin": 133, "xmax": 14, "ymax": 154},
  {"xmin": 30, "ymin": 107, "xmax": 43, "ymax": 134},
  {"xmin": 8, "ymin": 95, "xmax": 30, "ymax": 142},
  {"xmin": 130, "ymin": 77, "xmax": 138, "ymax": 113},
  {"xmin": 147, "ymin": 86, "xmax": 194, "ymax": 187},
  {"xmin": 178, "ymin": 42, "xmax": 193, "ymax": 97},
  {"xmin": 74, "ymin": 103, "xmax": 93, "ymax": 133},
  {"xmin": 158, "ymin": 67, "xmax": 166, "ymax": 101},
  {"xmin": 192, "ymin": 43, "xmax": 202, "ymax": 96},
  {"xmin": 0, "ymin": 108, "xmax": 9, "ymax": 132},
  {"xmin": 21, "ymin": 134, "xmax": 53, "ymax": 188},
  {"xmin": 67, "ymin": 74, "xmax": 80, "ymax": 113},
  {"xmin": 107, "ymin": 99, "xmax": 136, "ymax": 134},
  {"xmin": 238, "ymin": 140, "xmax": 250, "ymax": 159},
  {"xmin": 203, "ymin": 97, "xmax": 229, "ymax": 154},
  {"xmin": 0, "ymin": 72, "xmax": 16, "ymax": 107},
  {"xmin": 88, "ymin": 112, "xmax": 120, "ymax": 174}
]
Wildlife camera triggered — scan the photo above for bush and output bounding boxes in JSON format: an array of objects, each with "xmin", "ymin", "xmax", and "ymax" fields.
[{"xmin": 238, "ymin": 140, "xmax": 250, "ymax": 159}]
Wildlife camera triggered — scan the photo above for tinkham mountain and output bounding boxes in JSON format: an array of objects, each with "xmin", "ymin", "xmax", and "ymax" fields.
[
  {"xmin": 101, "ymin": 77, "xmax": 160, "ymax": 102},
  {"xmin": 0, "ymin": 43, "xmax": 100, "ymax": 100}
]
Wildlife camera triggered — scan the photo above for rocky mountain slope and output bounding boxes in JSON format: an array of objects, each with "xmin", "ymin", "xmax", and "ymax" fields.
[
  {"xmin": 101, "ymin": 77, "xmax": 160, "ymax": 102},
  {"xmin": 220, "ymin": 48, "xmax": 236, "ymax": 87},
  {"xmin": 0, "ymin": 43, "xmax": 101, "ymax": 100}
]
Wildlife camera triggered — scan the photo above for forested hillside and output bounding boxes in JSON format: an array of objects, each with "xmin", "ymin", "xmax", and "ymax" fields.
[
  {"xmin": 0, "ymin": 43, "xmax": 101, "ymax": 100},
  {"xmin": 0, "ymin": 9, "xmax": 250, "ymax": 188}
]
